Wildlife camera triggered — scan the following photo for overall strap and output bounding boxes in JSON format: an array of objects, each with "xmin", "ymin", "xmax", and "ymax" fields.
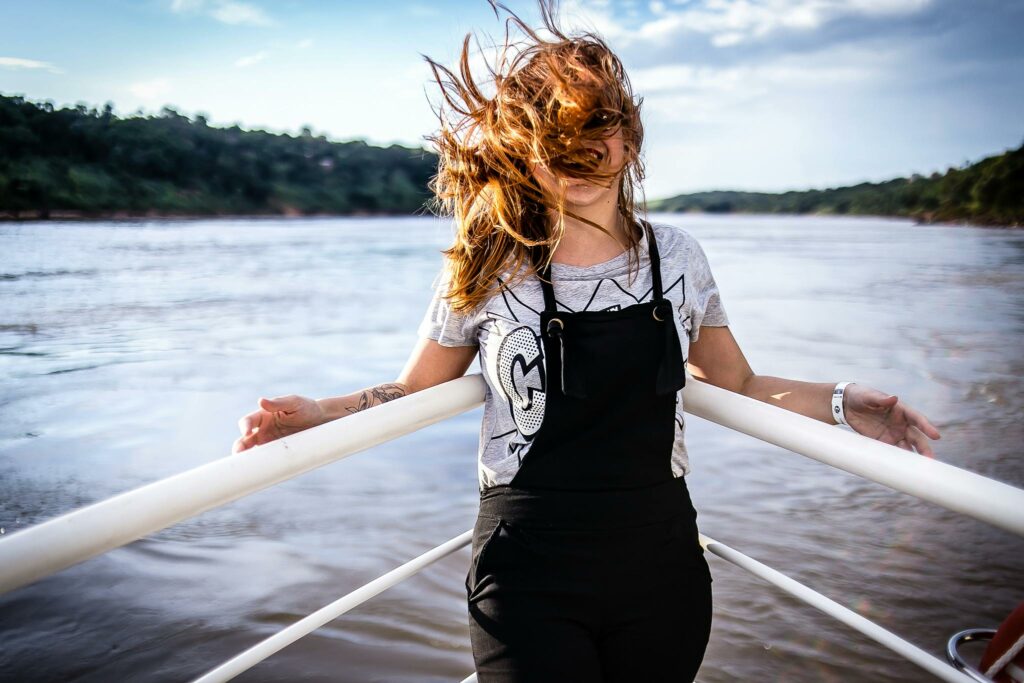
[
  {"xmin": 642, "ymin": 219, "xmax": 665, "ymax": 302},
  {"xmin": 537, "ymin": 257, "xmax": 557, "ymax": 313}
]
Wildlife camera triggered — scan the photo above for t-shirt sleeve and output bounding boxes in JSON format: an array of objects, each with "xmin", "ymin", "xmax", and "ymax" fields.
[
  {"xmin": 416, "ymin": 264, "xmax": 479, "ymax": 347},
  {"xmin": 687, "ymin": 235, "xmax": 729, "ymax": 343}
]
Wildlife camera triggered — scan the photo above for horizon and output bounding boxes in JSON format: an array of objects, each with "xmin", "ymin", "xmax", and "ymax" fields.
[{"xmin": 1, "ymin": 0, "xmax": 1022, "ymax": 198}]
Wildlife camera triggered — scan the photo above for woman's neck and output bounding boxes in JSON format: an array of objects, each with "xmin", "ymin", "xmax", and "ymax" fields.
[{"xmin": 549, "ymin": 197, "xmax": 629, "ymax": 267}]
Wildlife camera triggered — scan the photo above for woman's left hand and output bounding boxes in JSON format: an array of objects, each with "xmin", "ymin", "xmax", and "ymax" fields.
[{"xmin": 843, "ymin": 384, "xmax": 941, "ymax": 456}]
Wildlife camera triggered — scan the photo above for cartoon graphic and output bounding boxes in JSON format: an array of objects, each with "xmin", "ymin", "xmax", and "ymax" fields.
[{"xmin": 496, "ymin": 325, "xmax": 546, "ymax": 438}]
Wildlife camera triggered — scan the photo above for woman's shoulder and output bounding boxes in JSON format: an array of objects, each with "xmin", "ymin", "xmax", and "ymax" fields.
[{"xmin": 649, "ymin": 220, "xmax": 702, "ymax": 262}]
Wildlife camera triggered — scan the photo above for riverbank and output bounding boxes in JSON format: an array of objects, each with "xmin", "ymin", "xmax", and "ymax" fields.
[
  {"xmin": 3, "ymin": 207, "xmax": 1020, "ymax": 229},
  {"xmin": 0, "ymin": 208, "xmax": 416, "ymax": 222}
]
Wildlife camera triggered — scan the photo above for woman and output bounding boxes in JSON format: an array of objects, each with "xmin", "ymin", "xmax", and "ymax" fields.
[{"xmin": 233, "ymin": 1, "xmax": 941, "ymax": 680}]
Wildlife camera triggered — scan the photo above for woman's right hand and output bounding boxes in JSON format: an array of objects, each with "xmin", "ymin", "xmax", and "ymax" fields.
[{"xmin": 232, "ymin": 395, "xmax": 326, "ymax": 454}]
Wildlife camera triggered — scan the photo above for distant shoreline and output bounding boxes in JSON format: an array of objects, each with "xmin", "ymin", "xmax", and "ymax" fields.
[
  {"xmin": 0, "ymin": 208, "xmax": 416, "ymax": 222},
  {"xmin": 2, "ymin": 208, "xmax": 1018, "ymax": 229}
]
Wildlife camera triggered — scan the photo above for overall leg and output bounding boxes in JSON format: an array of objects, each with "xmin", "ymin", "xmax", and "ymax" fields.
[
  {"xmin": 466, "ymin": 516, "xmax": 604, "ymax": 682},
  {"xmin": 598, "ymin": 517, "xmax": 714, "ymax": 683}
]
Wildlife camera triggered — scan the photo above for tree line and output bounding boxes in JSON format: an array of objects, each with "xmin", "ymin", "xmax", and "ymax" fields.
[
  {"xmin": 647, "ymin": 142, "xmax": 1023, "ymax": 227},
  {"xmin": 1, "ymin": 93, "xmax": 1020, "ymax": 226},
  {"xmin": 0, "ymin": 94, "xmax": 436, "ymax": 218}
]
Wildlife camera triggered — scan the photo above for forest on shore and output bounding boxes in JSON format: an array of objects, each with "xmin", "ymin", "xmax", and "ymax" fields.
[
  {"xmin": 647, "ymin": 141, "xmax": 1023, "ymax": 227},
  {"xmin": 0, "ymin": 94, "xmax": 435, "ymax": 219},
  {"xmin": 1, "ymin": 93, "xmax": 1021, "ymax": 226}
]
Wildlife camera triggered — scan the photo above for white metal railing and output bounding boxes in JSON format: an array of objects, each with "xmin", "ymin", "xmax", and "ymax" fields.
[
  {"xmin": 188, "ymin": 527, "xmax": 981, "ymax": 683},
  {"xmin": 684, "ymin": 381, "xmax": 1024, "ymax": 537},
  {"xmin": 697, "ymin": 534, "xmax": 977, "ymax": 683},
  {"xmin": 192, "ymin": 531, "xmax": 474, "ymax": 683},
  {"xmin": 0, "ymin": 375, "xmax": 485, "ymax": 595},
  {"xmin": 1, "ymin": 373, "xmax": 1021, "ymax": 682}
]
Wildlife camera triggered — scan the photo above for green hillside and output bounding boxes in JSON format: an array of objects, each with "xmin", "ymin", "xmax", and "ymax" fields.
[
  {"xmin": 0, "ymin": 94, "xmax": 437, "ymax": 219},
  {"xmin": 647, "ymin": 142, "xmax": 1024, "ymax": 227},
  {"xmin": 2, "ymin": 93, "xmax": 1020, "ymax": 226}
]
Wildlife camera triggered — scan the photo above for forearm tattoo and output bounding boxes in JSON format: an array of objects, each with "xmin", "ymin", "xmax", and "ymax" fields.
[{"xmin": 345, "ymin": 383, "xmax": 408, "ymax": 414}]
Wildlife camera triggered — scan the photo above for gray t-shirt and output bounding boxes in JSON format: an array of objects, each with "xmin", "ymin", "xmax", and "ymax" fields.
[{"xmin": 417, "ymin": 221, "xmax": 730, "ymax": 492}]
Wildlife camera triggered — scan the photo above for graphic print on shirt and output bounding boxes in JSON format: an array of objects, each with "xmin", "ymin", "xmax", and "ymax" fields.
[
  {"xmin": 496, "ymin": 326, "xmax": 546, "ymax": 438},
  {"xmin": 485, "ymin": 281, "xmax": 547, "ymax": 463}
]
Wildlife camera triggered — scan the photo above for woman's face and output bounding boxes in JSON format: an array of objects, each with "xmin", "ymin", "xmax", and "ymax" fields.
[{"xmin": 530, "ymin": 125, "xmax": 625, "ymax": 208}]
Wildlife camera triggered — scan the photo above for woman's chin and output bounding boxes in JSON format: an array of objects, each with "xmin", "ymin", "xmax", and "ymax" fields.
[{"xmin": 564, "ymin": 182, "xmax": 611, "ymax": 206}]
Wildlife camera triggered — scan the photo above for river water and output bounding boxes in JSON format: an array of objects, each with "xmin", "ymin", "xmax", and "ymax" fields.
[{"xmin": 1, "ymin": 214, "xmax": 1021, "ymax": 682}]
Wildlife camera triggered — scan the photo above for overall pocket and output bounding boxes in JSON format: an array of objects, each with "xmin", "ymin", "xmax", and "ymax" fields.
[
  {"xmin": 667, "ymin": 516, "xmax": 713, "ymax": 584},
  {"xmin": 466, "ymin": 516, "xmax": 544, "ymax": 602},
  {"xmin": 466, "ymin": 516, "xmax": 506, "ymax": 600}
]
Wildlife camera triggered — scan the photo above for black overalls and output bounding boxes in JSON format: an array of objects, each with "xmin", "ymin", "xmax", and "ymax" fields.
[{"xmin": 466, "ymin": 219, "xmax": 714, "ymax": 682}]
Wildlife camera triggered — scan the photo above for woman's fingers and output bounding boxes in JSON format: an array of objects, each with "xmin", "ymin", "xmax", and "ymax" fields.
[
  {"xmin": 906, "ymin": 405, "xmax": 941, "ymax": 440},
  {"xmin": 238, "ymin": 408, "xmax": 265, "ymax": 436},
  {"xmin": 905, "ymin": 424, "xmax": 936, "ymax": 458},
  {"xmin": 847, "ymin": 387, "xmax": 941, "ymax": 458},
  {"xmin": 232, "ymin": 429, "xmax": 257, "ymax": 453},
  {"xmin": 235, "ymin": 395, "xmax": 314, "ymax": 454},
  {"xmin": 892, "ymin": 402, "xmax": 941, "ymax": 455},
  {"xmin": 260, "ymin": 395, "xmax": 301, "ymax": 413}
]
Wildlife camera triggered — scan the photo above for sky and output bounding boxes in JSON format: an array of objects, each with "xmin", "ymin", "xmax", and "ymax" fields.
[{"xmin": 1, "ymin": 0, "xmax": 1022, "ymax": 199}]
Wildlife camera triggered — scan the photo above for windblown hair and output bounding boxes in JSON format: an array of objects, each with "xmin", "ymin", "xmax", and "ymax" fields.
[{"xmin": 421, "ymin": 0, "xmax": 647, "ymax": 312}]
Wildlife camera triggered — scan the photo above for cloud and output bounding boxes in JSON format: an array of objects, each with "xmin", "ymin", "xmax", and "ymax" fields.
[
  {"xmin": 633, "ymin": 56, "xmax": 875, "ymax": 124},
  {"xmin": 407, "ymin": 4, "xmax": 440, "ymax": 17},
  {"xmin": 129, "ymin": 78, "xmax": 172, "ymax": 102},
  {"xmin": 211, "ymin": 2, "xmax": 272, "ymax": 26},
  {"xmin": 562, "ymin": 0, "xmax": 935, "ymax": 59},
  {"xmin": 169, "ymin": 0, "xmax": 273, "ymax": 27},
  {"xmin": 634, "ymin": 0, "xmax": 934, "ymax": 46},
  {"xmin": 0, "ymin": 57, "xmax": 63, "ymax": 74},
  {"xmin": 234, "ymin": 50, "xmax": 268, "ymax": 67},
  {"xmin": 296, "ymin": 38, "xmax": 314, "ymax": 49},
  {"xmin": 170, "ymin": 0, "xmax": 204, "ymax": 11}
]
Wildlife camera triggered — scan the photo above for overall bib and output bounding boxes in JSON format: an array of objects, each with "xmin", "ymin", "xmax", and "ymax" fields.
[{"xmin": 466, "ymin": 220, "xmax": 714, "ymax": 682}]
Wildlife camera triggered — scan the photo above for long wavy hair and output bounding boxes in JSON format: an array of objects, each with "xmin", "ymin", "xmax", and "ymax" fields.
[{"xmin": 421, "ymin": 0, "xmax": 648, "ymax": 312}]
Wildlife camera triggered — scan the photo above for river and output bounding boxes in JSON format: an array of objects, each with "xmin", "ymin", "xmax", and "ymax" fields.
[{"xmin": 1, "ymin": 214, "xmax": 1021, "ymax": 682}]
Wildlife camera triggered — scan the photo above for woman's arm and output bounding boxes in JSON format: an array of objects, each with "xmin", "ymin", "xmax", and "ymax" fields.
[
  {"xmin": 316, "ymin": 338, "xmax": 478, "ymax": 420},
  {"xmin": 234, "ymin": 338, "xmax": 478, "ymax": 453},
  {"xmin": 687, "ymin": 325, "xmax": 941, "ymax": 455}
]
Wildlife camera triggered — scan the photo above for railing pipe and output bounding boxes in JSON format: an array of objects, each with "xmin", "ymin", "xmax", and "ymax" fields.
[
  {"xmin": 684, "ymin": 379, "xmax": 1024, "ymax": 537},
  {"xmin": 700, "ymin": 533, "xmax": 978, "ymax": 683},
  {"xmin": 3, "ymin": 373, "xmax": 1021, "ymax": 598},
  {"xmin": 191, "ymin": 530, "xmax": 473, "ymax": 683},
  {"xmin": 0, "ymin": 376, "xmax": 486, "ymax": 596},
  {"xmin": 460, "ymin": 532, "xmax": 981, "ymax": 683}
]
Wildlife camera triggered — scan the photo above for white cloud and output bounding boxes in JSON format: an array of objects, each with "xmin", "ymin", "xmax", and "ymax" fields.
[
  {"xmin": 0, "ymin": 56, "xmax": 63, "ymax": 74},
  {"xmin": 169, "ymin": 0, "xmax": 273, "ymax": 27},
  {"xmin": 129, "ymin": 78, "xmax": 172, "ymax": 102},
  {"xmin": 211, "ymin": 2, "xmax": 272, "ymax": 26},
  {"xmin": 565, "ymin": 0, "xmax": 933, "ymax": 48},
  {"xmin": 711, "ymin": 31, "xmax": 744, "ymax": 47},
  {"xmin": 407, "ymin": 4, "xmax": 440, "ymax": 17},
  {"xmin": 559, "ymin": 0, "xmax": 628, "ymax": 40},
  {"xmin": 234, "ymin": 50, "xmax": 268, "ymax": 67},
  {"xmin": 633, "ymin": 50, "xmax": 877, "ymax": 124},
  {"xmin": 296, "ymin": 38, "xmax": 314, "ymax": 49},
  {"xmin": 170, "ymin": 0, "xmax": 204, "ymax": 11}
]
